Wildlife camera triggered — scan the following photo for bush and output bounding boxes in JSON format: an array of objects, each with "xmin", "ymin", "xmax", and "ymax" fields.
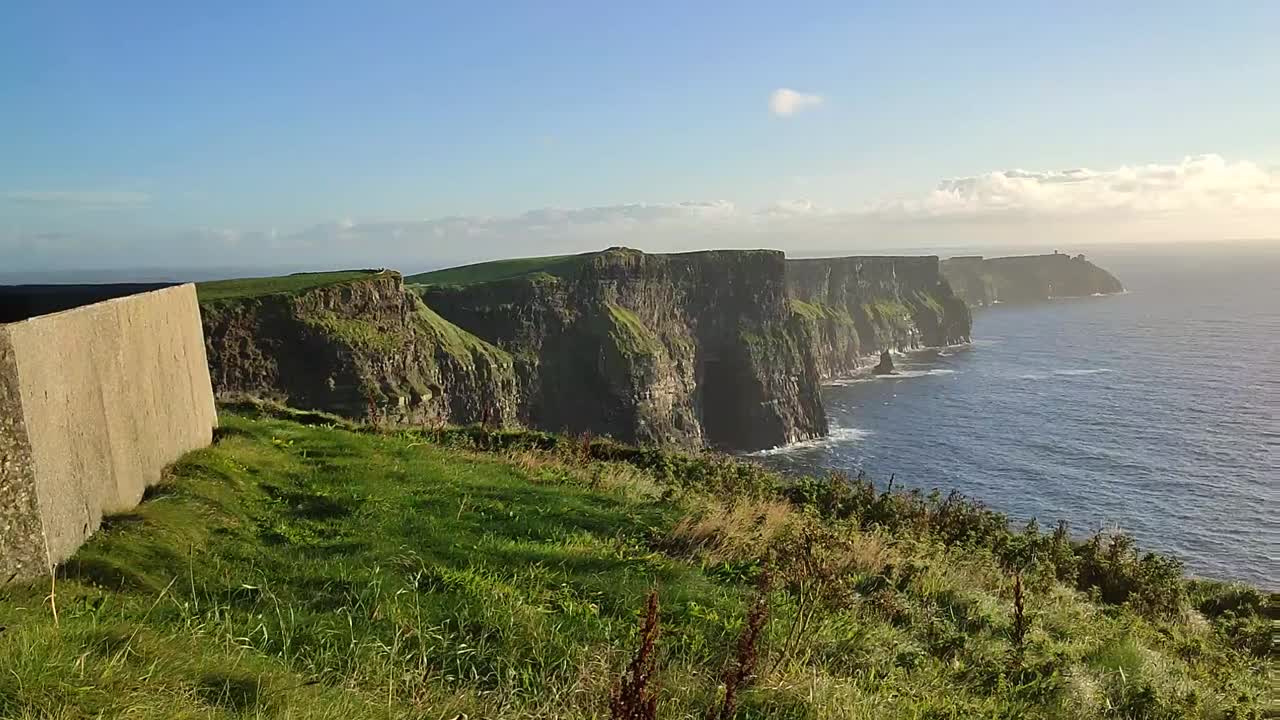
[{"xmin": 1075, "ymin": 533, "xmax": 1184, "ymax": 616}]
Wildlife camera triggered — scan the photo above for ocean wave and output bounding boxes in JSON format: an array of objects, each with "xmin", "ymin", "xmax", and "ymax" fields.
[{"xmin": 749, "ymin": 426, "xmax": 871, "ymax": 456}]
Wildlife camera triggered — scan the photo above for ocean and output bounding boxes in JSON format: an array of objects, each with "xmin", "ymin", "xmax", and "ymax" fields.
[{"xmin": 757, "ymin": 243, "xmax": 1279, "ymax": 590}]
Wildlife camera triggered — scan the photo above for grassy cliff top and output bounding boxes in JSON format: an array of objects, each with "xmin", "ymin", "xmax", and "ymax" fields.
[
  {"xmin": 407, "ymin": 248, "xmax": 786, "ymax": 288},
  {"xmin": 0, "ymin": 404, "xmax": 1268, "ymax": 718},
  {"xmin": 407, "ymin": 254, "xmax": 587, "ymax": 286},
  {"xmin": 196, "ymin": 269, "xmax": 385, "ymax": 302}
]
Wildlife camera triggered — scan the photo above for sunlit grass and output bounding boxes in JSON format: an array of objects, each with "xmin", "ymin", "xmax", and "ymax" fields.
[{"xmin": 0, "ymin": 409, "xmax": 1269, "ymax": 718}]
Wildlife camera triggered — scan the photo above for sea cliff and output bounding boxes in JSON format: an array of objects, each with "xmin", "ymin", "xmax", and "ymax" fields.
[
  {"xmin": 417, "ymin": 247, "xmax": 827, "ymax": 451},
  {"xmin": 196, "ymin": 250, "xmax": 1001, "ymax": 451},
  {"xmin": 786, "ymin": 256, "xmax": 972, "ymax": 380},
  {"xmin": 942, "ymin": 253, "xmax": 1124, "ymax": 306},
  {"xmin": 199, "ymin": 270, "xmax": 521, "ymax": 428}
]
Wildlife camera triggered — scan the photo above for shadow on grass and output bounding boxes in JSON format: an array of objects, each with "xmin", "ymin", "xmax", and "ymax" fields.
[{"xmin": 196, "ymin": 672, "xmax": 273, "ymax": 714}]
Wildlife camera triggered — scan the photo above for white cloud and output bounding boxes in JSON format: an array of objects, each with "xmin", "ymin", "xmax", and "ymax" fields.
[
  {"xmin": 5, "ymin": 154, "xmax": 1277, "ymax": 272},
  {"xmin": 769, "ymin": 88, "xmax": 823, "ymax": 116},
  {"xmin": 881, "ymin": 154, "xmax": 1280, "ymax": 219},
  {"xmin": 277, "ymin": 155, "xmax": 1278, "ymax": 262},
  {"xmin": 3, "ymin": 190, "xmax": 151, "ymax": 208},
  {"xmin": 760, "ymin": 199, "xmax": 831, "ymax": 217}
]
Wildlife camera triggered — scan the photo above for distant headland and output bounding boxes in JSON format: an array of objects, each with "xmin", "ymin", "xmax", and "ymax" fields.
[{"xmin": 942, "ymin": 252, "xmax": 1125, "ymax": 307}]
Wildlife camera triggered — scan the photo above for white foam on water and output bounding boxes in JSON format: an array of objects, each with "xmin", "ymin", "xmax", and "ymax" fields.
[
  {"xmin": 1055, "ymin": 368, "xmax": 1114, "ymax": 376},
  {"xmin": 749, "ymin": 426, "xmax": 871, "ymax": 456},
  {"xmin": 824, "ymin": 367, "xmax": 956, "ymax": 386},
  {"xmin": 826, "ymin": 375, "xmax": 876, "ymax": 386},
  {"xmin": 883, "ymin": 368, "xmax": 957, "ymax": 379},
  {"xmin": 1016, "ymin": 368, "xmax": 1113, "ymax": 380}
]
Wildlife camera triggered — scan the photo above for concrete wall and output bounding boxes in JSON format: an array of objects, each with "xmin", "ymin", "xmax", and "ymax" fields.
[{"xmin": 0, "ymin": 283, "xmax": 216, "ymax": 583}]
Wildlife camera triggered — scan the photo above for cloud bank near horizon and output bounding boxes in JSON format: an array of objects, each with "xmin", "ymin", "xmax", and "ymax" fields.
[{"xmin": 4, "ymin": 155, "xmax": 1277, "ymax": 271}]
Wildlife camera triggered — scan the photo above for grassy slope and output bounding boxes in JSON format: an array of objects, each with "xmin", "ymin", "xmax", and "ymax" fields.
[
  {"xmin": 0, "ymin": 410, "xmax": 1270, "ymax": 719},
  {"xmin": 196, "ymin": 270, "xmax": 382, "ymax": 301},
  {"xmin": 789, "ymin": 298, "xmax": 854, "ymax": 325},
  {"xmin": 414, "ymin": 300, "xmax": 512, "ymax": 365},
  {"xmin": 406, "ymin": 255, "xmax": 586, "ymax": 286},
  {"xmin": 604, "ymin": 302, "xmax": 664, "ymax": 356}
]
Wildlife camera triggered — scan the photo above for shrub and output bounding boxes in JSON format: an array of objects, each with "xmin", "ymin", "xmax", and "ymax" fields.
[{"xmin": 1075, "ymin": 533, "xmax": 1184, "ymax": 616}]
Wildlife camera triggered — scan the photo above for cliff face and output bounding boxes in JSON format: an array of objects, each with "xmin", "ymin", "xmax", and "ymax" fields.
[
  {"xmin": 785, "ymin": 256, "xmax": 972, "ymax": 380},
  {"xmin": 199, "ymin": 251, "xmax": 976, "ymax": 451},
  {"xmin": 419, "ymin": 248, "xmax": 827, "ymax": 451},
  {"xmin": 941, "ymin": 254, "xmax": 1124, "ymax": 306},
  {"xmin": 200, "ymin": 271, "xmax": 520, "ymax": 426}
]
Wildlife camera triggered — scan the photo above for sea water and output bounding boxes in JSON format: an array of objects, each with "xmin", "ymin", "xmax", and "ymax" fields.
[{"xmin": 758, "ymin": 244, "xmax": 1279, "ymax": 589}]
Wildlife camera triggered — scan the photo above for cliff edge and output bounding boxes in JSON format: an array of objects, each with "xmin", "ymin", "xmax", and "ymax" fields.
[
  {"xmin": 942, "ymin": 253, "xmax": 1124, "ymax": 306},
  {"xmin": 415, "ymin": 248, "xmax": 827, "ymax": 451},
  {"xmin": 786, "ymin": 256, "xmax": 972, "ymax": 380}
]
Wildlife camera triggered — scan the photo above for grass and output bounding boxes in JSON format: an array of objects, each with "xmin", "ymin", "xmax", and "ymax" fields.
[
  {"xmin": 407, "ymin": 254, "xmax": 587, "ymax": 287},
  {"xmin": 303, "ymin": 312, "xmax": 402, "ymax": 353},
  {"xmin": 604, "ymin": 303, "xmax": 664, "ymax": 357},
  {"xmin": 414, "ymin": 299, "xmax": 513, "ymax": 367},
  {"xmin": 196, "ymin": 270, "xmax": 382, "ymax": 301},
  {"xmin": 789, "ymin": 299, "xmax": 855, "ymax": 325},
  {"xmin": 0, "ymin": 407, "xmax": 1271, "ymax": 719}
]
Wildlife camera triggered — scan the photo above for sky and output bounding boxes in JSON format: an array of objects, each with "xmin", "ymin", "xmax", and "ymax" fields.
[{"xmin": 3, "ymin": 0, "xmax": 1279, "ymax": 272}]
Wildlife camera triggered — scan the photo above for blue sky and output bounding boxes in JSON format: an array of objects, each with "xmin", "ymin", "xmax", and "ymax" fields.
[{"xmin": 3, "ymin": 1, "xmax": 1278, "ymax": 270}]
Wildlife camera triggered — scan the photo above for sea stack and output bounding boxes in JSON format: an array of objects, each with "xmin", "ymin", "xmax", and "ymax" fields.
[{"xmin": 873, "ymin": 350, "xmax": 896, "ymax": 375}]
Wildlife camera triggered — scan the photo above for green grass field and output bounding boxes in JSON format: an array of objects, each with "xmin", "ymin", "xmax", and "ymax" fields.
[
  {"xmin": 0, "ymin": 408, "xmax": 1270, "ymax": 719},
  {"xmin": 196, "ymin": 270, "xmax": 382, "ymax": 301},
  {"xmin": 406, "ymin": 254, "xmax": 585, "ymax": 286}
]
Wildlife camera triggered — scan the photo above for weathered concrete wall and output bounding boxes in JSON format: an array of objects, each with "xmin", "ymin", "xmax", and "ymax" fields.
[
  {"xmin": 0, "ymin": 284, "xmax": 216, "ymax": 582},
  {"xmin": 0, "ymin": 332, "xmax": 46, "ymax": 582}
]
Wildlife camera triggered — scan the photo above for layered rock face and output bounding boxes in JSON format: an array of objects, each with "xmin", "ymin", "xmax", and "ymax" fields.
[
  {"xmin": 785, "ymin": 256, "xmax": 972, "ymax": 380},
  {"xmin": 200, "ymin": 251, "xmax": 979, "ymax": 451},
  {"xmin": 941, "ymin": 253, "xmax": 1124, "ymax": 306},
  {"xmin": 201, "ymin": 271, "xmax": 520, "ymax": 426},
  {"xmin": 420, "ymin": 248, "xmax": 827, "ymax": 451}
]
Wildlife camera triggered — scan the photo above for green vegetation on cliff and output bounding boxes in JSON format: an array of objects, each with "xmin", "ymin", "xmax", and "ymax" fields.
[
  {"xmin": 414, "ymin": 300, "xmax": 514, "ymax": 368},
  {"xmin": 303, "ymin": 312, "xmax": 402, "ymax": 353},
  {"xmin": 604, "ymin": 302, "xmax": 664, "ymax": 356},
  {"xmin": 784, "ymin": 257, "xmax": 972, "ymax": 381},
  {"xmin": 197, "ymin": 270, "xmax": 521, "ymax": 428},
  {"xmin": 0, "ymin": 405, "xmax": 1270, "ymax": 719},
  {"xmin": 407, "ymin": 254, "xmax": 586, "ymax": 287},
  {"xmin": 196, "ymin": 270, "xmax": 382, "ymax": 302},
  {"xmin": 789, "ymin": 298, "xmax": 854, "ymax": 326}
]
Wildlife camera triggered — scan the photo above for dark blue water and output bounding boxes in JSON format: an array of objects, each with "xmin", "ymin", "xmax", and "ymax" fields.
[{"xmin": 759, "ymin": 245, "xmax": 1279, "ymax": 589}]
